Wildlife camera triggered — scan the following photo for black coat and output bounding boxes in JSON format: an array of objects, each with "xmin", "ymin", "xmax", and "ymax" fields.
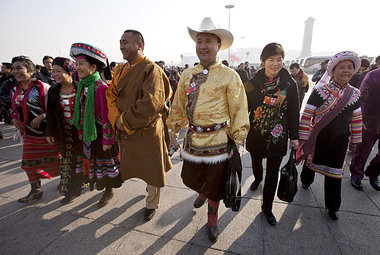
[
  {"xmin": 46, "ymin": 83, "xmax": 82, "ymax": 154},
  {"xmin": 245, "ymin": 68, "xmax": 299, "ymax": 157}
]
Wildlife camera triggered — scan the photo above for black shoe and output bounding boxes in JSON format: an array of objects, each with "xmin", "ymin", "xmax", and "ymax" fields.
[
  {"xmin": 262, "ymin": 210, "xmax": 277, "ymax": 226},
  {"xmin": 207, "ymin": 224, "xmax": 220, "ymax": 242},
  {"xmin": 193, "ymin": 195, "xmax": 206, "ymax": 208},
  {"xmin": 97, "ymin": 190, "xmax": 114, "ymax": 208},
  {"xmin": 144, "ymin": 208, "xmax": 156, "ymax": 221},
  {"xmin": 302, "ymin": 183, "xmax": 310, "ymax": 190},
  {"xmin": 250, "ymin": 180, "xmax": 261, "ymax": 191},
  {"xmin": 369, "ymin": 177, "xmax": 380, "ymax": 191},
  {"xmin": 60, "ymin": 196, "xmax": 74, "ymax": 204},
  {"xmin": 18, "ymin": 181, "xmax": 43, "ymax": 203},
  {"xmin": 328, "ymin": 210, "xmax": 339, "ymax": 220},
  {"xmin": 351, "ymin": 179, "xmax": 363, "ymax": 191}
]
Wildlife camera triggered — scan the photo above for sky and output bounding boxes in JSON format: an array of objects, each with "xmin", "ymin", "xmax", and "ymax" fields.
[{"xmin": 1, "ymin": 0, "xmax": 379, "ymax": 65}]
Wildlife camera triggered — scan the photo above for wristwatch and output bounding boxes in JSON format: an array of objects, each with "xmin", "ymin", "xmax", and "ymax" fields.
[{"xmin": 42, "ymin": 113, "xmax": 47, "ymax": 118}]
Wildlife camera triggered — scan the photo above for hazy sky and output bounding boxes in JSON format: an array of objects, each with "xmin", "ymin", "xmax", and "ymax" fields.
[{"xmin": 1, "ymin": 0, "xmax": 379, "ymax": 65}]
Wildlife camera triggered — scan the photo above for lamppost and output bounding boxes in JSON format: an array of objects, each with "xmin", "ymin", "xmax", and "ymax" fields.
[{"xmin": 225, "ymin": 4, "xmax": 234, "ymax": 64}]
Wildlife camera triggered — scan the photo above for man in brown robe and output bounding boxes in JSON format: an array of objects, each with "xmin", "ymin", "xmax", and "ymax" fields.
[{"xmin": 106, "ymin": 30, "xmax": 172, "ymax": 221}]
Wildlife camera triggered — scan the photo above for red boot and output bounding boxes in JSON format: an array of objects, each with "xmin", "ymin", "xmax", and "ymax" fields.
[{"xmin": 207, "ymin": 200, "xmax": 220, "ymax": 242}]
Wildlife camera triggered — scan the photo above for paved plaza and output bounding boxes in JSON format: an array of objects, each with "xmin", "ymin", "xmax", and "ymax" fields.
[{"xmin": 0, "ymin": 121, "xmax": 379, "ymax": 255}]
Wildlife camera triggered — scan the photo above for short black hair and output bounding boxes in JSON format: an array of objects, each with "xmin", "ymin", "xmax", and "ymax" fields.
[
  {"xmin": 360, "ymin": 58, "xmax": 370, "ymax": 69},
  {"xmin": 11, "ymin": 56, "xmax": 35, "ymax": 73},
  {"xmin": 42, "ymin": 55, "xmax": 53, "ymax": 63},
  {"xmin": 2, "ymin": 62, "xmax": 12, "ymax": 69},
  {"xmin": 110, "ymin": 61, "xmax": 117, "ymax": 69},
  {"xmin": 289, "ymin": 63, "xmax": 300, "ymax": 69},
  {"xmin": 124, "ymin": 29, "xmax": 145, "ymax": 49},
  {"xmin": 260, "ymin": 42, "xmax": 285, "ymax": 62},
  {"xmin": 375, "ymin": 56, "xmax": 380, "ymax": 64}
]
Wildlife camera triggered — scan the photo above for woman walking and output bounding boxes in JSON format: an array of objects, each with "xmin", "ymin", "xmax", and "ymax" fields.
[
  {"xmin": 46, "ymin": 57, "xmax": 83, "ymax": 204},
  {"xmin": 10, "ymin": 56, "xmax": 60, "ymax": 203},
  {"xmin": 298, "ymin": 51, "xmax": 362, "ymax": 220},
  {"xmin": 245, "ymin": 43, "xmax": 300, "ymax": 225},
  {"xmin": 70, "ymin": 43, "xmax": 123, "ymax": 207}
]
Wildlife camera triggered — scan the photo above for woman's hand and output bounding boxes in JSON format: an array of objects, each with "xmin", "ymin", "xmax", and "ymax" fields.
[
  {"xmin": 79, "ymin": 134, "xmax": 83, "ymax": 140},
  {"xmin": 46, "ymin": 136, "xmax": 55, "ymax": 145},
  {"xmin": 12, "ymin": 118, "xmax": 24, "ymax": 131},
  {"xmin": 30, "ymin": 114, "xmax": 44, "ymax": 129},
  {"xmin": 289, "ymin": 139, "xmax": 299, "ymax": 150},
  {"xmin": 103, "ymin": 144, "xmax": 112, "ymax": 151}
]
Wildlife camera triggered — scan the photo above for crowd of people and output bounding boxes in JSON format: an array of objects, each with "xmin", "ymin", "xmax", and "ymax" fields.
[{"xmin": 0, "ymin": 16, "xmax": 379, "ymax": 242}]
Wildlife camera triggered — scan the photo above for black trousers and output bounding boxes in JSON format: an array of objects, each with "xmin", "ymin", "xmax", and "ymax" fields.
[
  {"xmin": 301, "ymin": 163, "xmax": 342, "ymax": 212},
  {"xmin": 250, "ymin": 153, "xmax": 283, "ymax": 212}
]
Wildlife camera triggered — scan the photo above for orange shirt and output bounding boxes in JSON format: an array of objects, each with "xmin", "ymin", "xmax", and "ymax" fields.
[{"xmin": 106, "ymin": 56, "xmax": 146, "ymax": 132}]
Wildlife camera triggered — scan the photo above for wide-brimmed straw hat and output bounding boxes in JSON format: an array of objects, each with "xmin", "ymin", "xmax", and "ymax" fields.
[
  {"xmin": 187, "ymin": 17, "xmax": 233, "ymax": 51},
  {"xmin": 327, "ymin": 51, "xmax": 361, "ymax": 76}
]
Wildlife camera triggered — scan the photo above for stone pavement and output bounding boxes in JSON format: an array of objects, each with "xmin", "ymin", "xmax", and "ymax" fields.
[{"xmin": 0, "ymin": 122, "xmax": 379, "ymax": 255}]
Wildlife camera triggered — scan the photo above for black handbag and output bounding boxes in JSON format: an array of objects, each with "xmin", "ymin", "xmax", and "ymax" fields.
[
  {"xmin": 223, "ymin": 136, "xmax": 242, "ymax": 212},
  {"xmin": 277, "ymin": 148, "xmax": 298, "ymax": 203}
]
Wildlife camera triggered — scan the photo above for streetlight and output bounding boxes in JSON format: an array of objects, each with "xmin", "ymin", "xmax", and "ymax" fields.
[{"xmin": 225, "ymin": 4, "xmax": 234, "ymax": 64}]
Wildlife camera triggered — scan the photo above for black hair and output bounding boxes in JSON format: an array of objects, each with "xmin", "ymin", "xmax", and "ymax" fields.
[
  {"xmin": 124, "ymin": 29, "xmax": 145, "ymax": 49},
  {"xmin": 260, "ymin": 43, "xmax": 285, "ymax": 62},
  {"xmin": 42, "ymin": 55, "xmax": 53, "ymax": 63},
  {"xmin": 110, "ymin": 61, "xmax": 117, "ymax": 69},
  {"xmin": 360, "ymin": 58, "xmax": 370, "ymax": 69},
  {"xmin": 375, "ymin": 56, "xmax": 380, "ymax": 64},
  {"xmin": 76, "ymin": 54, "xmax": 112, "ymax": 80},
  {"xmin": 2, "ymin": 62, "xmax": 12, "ymax": 69},
  {"xmin": 289, "ymin": 63, "xmax": 300, "ymax": 69},
  {"xmin": 11, "ymin": 56, "xmax": 35, "ymax": 73}
]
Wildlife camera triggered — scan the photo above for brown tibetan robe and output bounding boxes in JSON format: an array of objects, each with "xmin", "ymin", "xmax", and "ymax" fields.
[{"xmin": 110, "ymin": 58, "xmax": 172, "ymax": 187}]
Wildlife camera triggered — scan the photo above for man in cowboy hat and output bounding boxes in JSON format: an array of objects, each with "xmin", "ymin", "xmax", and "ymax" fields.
[
  {"xmin": 167, "ymin": 17, "xmax": 249, "ymax": 242},
  {"xmin": 106, "ymin": 29, "xmax": 173, "ymax": 221}
]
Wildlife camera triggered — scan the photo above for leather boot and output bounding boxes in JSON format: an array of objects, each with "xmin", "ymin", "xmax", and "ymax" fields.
[
  {"xmin": 193, "ymin": 193, "xmax": 206, "ymax": 208},
  {"xmin": 18, "ymin": 180, "xmax": 43, "ymax": 203},
  {"xmin": 97, "ymin": 187, "xmax": 114, "ymax": 208},
  {"xmin": 207, "ymin": 200, "xmax": 220, "ymax": 242}
]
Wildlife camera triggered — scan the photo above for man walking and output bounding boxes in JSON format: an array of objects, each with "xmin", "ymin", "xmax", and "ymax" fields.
[
  {"xmin": 106, "ymin": 30, "xmax": 173, "ymax": 221},
  {"xmin": 350, "ymin": 68, "xmax": 380, "ymax": 191},
  {"xmin": 167, "ymin": 17, "xmax": 249, "ymax": 242},
  {"xmin": 290, "ymin": 63, "xmax": 309, "ymax": 108}
]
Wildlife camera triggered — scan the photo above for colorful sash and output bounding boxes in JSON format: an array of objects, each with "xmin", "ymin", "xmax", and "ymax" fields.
[{"xmin": 296, "ymin": 85, "xmax": 355, "ymax": 164}]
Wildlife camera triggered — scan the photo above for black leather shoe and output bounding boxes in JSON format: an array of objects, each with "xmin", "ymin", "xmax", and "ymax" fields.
[
  {"xmin": 250, "ymin": 180, "xmax": 261, "ymax": 191},
  {"xmin": 262, "ymin": 210, "xmax": 277, "ymax": 226},
  {"xmin": 369, "ymin": 177, "xmax": 380, "ymax": 191},
  {"xmin": 328, "ymin": 210, "xmax": 339, "ymax": 220},
  {"xmin": 302, "ymin": 183, "xmax": 310, "ymax": 190},
  {"xmin": 207, "ymin": 224, "xmax": 220, "ymax": 242},
  {"xmin": 193, "ymin": 196, "xmax": 206, "ymax": 208},
  {"xmin": 351, "ymin": 179, "xmax": 363, "ymax": 191},
  {"xmin": 144, "ymin": 208, "xmax": 156, "ymax": 221}
]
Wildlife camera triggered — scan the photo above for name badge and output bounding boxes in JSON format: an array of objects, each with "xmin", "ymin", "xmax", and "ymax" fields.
[
  {"xmin": 263, "ymin": 96, "xmax": 276, "ymax": 106},
  {"xmin": 185, "ymin": 82, "xmax": 197, "ymax": 95},
  {"xmin": 62, "ymin": 99, "xmax": 70, "ymax": 105}
]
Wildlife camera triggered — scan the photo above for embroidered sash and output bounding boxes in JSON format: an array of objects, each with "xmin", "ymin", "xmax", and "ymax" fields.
[{"xmin": 296, "ymin": 85, "xmax": 355, "ymax": 164}]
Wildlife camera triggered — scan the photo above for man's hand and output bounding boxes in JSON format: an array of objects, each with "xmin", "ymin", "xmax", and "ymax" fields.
[
  {"xmin": 30, "ymin": 114, "xmax": 44, "ymax": 129},
  {"xmin": 169, "ymin": 134, "xmax": 179, "ymax": 149},
  {"xmin": 116, "ymin": 117, "xmax": 124, "ymax": 131},
  {"xmin": 289, "ymin": 139, "xmax": 299, "ymax": 150}
]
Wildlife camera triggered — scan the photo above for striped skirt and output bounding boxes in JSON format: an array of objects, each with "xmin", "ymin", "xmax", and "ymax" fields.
[{"xmin": 22, "ymin": 134, "xmax": 60, "ymax": 183}]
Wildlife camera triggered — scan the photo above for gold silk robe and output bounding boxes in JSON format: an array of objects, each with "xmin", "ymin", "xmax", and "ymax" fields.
[{"xmin": 167, "ymin": 62, "xmax": 249, "ymax": 164}]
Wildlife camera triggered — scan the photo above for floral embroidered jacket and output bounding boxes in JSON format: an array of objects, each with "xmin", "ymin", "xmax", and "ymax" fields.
[
  {"xmin": 245, "ymin": 68, "xmax": 299, "ymax": 157},
  {"xmin": 167, "ymin": 62, "xmax": 249, "ymax": 164}
]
